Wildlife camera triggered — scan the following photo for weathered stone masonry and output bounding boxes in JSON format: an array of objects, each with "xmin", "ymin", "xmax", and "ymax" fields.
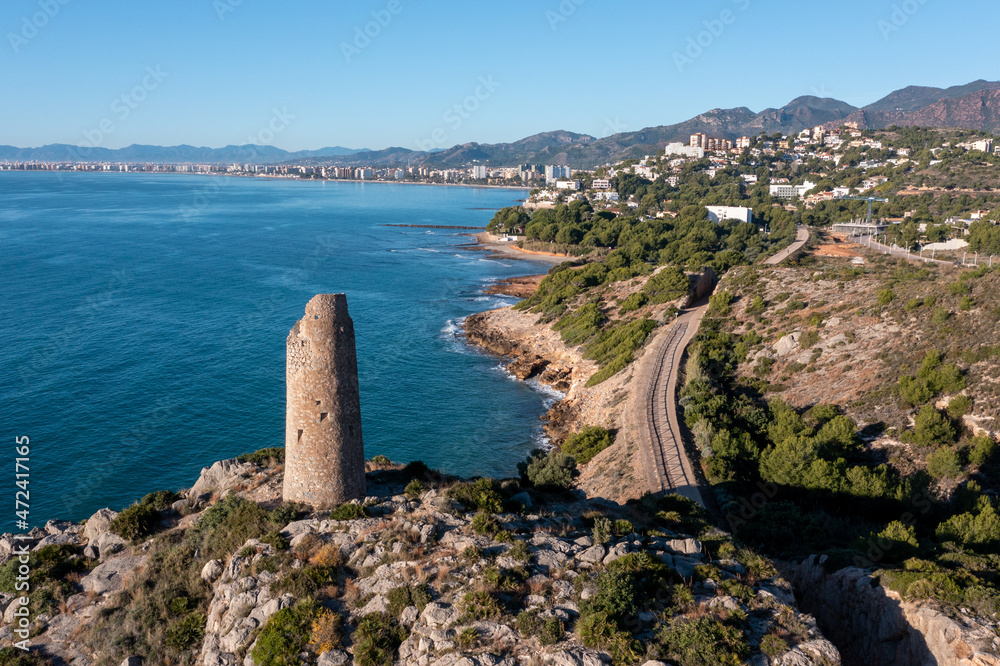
[{"xmin": 282, "ymin": 294, "xmax": 366, "ymax": 507}]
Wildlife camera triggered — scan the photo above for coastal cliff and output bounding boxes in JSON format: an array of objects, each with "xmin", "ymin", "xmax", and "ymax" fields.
[
  {"xmin": 784, "ymin": 556, "xmax": 1000, "ymax": 666},
  {"xmin": 0, "ymin": 455, "xmax": 840, "ymax": 665},
  {"xmin": 463, "ymin": 306, "xmax": 648, "ymax": 504}
]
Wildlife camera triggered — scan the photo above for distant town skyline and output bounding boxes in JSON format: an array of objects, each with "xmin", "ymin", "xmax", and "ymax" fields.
[{"xmin": 2, "ymin": 0, "xmax": 998, "ymax": 152}]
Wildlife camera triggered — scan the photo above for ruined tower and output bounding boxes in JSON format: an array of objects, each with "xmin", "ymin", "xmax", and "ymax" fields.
[{"xmin": 283, "ymin": 294, "xmax": 366, "ymax": 507}]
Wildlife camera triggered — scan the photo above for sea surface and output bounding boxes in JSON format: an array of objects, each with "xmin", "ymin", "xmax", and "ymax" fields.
[{"xmin": 0, "ymin": 172, "xmax": 555, "ymax": 526}]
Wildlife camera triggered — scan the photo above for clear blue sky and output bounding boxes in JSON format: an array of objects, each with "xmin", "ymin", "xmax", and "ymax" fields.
[{"xmin": 2, "ymin": 0, "xmax": 997, "ymax": 151}]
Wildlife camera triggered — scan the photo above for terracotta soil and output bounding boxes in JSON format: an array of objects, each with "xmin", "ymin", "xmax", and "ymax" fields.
[{"xmin": 814, "ymin": 243, "xmax": 863, "ymax": 258}]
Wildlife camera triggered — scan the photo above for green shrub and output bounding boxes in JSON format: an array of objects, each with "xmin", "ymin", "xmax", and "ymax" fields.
[
  {"xmin": 184, "ymin": 495, "xmax": 277, "ymax": 560},
  {"xmin": 593, "ymin": 517, "xmax": 612, "ymax": 545},
  {"xmin": 353, "ymin": 612, "xmax": 408, "ymax": 666},
  {"xmin": 448, "ymin": 478, "xmax": 504, "ymax": 513},
  {"xmin": 969, "ymin": 437, "xmax": 998, "ymax": 466},
  {"xmin": 271, "ymin": 565, "xmax": 336, "ymax": 599},
  {"xmin": 746, "ymin": 295, "xmax": 766, "ymax": 315},
  {"xmin": 935, "ymin": 498, "xmax": 1000, "ymax": 547},
  {"xmin": 460, "ymin": 591, "xmax": 502, "ymax": 621},
  {"xmin": 404, "ymin": 479, "xmax": 424, "ymax": 499},
  {"xmin": 455, "ymin": 627, "xmax": 479, "ymax": 649},
  {"xmin": 562, "ymin": 427, "xmax": 615, "ymax": 464},
  {"xmin": 386, "ymin": 584, "xmax": 432, "ymax": 617},
  {"xmin": 948, "ymin": 281, "xmax": 972, "ymax": 296},
  {"xmin": 760, "ymin": 633, "xmax": 788, "ymax": 658},
  {"xmin": 799, "ymin": 330, "xmax": 820, "ymax": 349},
  {"xmin": 932, "ymin": 308, "xmax": 951, "ymax": 324},
  {"xmin": 709, "ymin": 290, "xmax": 734, "ymax": 315},
  {"xmin": 619, "ymin": 292, "xmax": 649, "ymax": 313},
  {"xmin": 654, "ymin": 616, "xmax": 749, "ymax": 666},
  {"xmin": 877, "ymin": 288, "xmax": 896, "ymax": 306},
  {"xmin": 913, "ymin": 406, "xmax": 957, "ymax": 447},
  {"xmin": 238, "ymin": 447, "xmax": 285, "ymax": 466},
  {"xmin": 960, "ymin": 296, "xmax": 975, "ymax": 311},
  {"xmin": 164, "ymin": 612, "xmax": 206, "ymax": 650},
  {"xmin": 508, "ymin": 540, "xmax": 531, "ymax": 562},
  {"xmin": 554, "ymin": 302, "xmax": 605, "ymax": 346},
  {"xmin": 140, "ymin": 490, "xmax": 180, "ymax": 511},
  {"xmin": 644, "ymin": 267, "xmax": 690, "ymax": 304},
  {"xmin": 329, "ymin": 503, "xmax": 367, "ymax": 521},
  {"xmin": 612, "ymin": 520, "xmax": 634, "ymax": 536},
  {"xmin": 927, "ymin": 447, "xmax": 962, "ymax": 479},
  {"xmin": 576, "ymin": 612, "xmax": 643, "ymax": 666},
  {"xmin": 471, "ymin": 511, "xmax": 502, "ymax": 537},
  {"xmin": 109, "ymin": 503, "xmax": 161, "ymax": 541},
  {"xmin": 905, "ymin": 298, "xmax": 924, "ymax": 311},
  {"xmin": 520, "ymin": 451, "xmax": 578, "ymax": 489},
  {"xmin": 947, "ymin": 395, "xmax": 973, "ymax": 418}
]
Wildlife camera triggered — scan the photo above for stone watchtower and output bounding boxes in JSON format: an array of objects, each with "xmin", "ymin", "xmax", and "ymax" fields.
[{"xmin": 283, "ymin": 294, "xmax": 366, "ymax": 508}]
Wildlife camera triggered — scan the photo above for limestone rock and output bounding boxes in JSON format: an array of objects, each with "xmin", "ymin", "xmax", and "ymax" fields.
[
  {"xmin": 317, "ymin": 650, "xmax": 350, "ymax": 666},
  {"xmin": 188, "ymin": 459, "xmax": 260, "ymax": 499},
  {"xmin": 83, "ymin": 508, "xmax": 118, "ymax": 542},
  {"xmin": 82, "ymin": 556, "xmax": 146, "ymax": 595},
  {"xmin": 420, "ymin": 602, "xmax": 459, "ymax": 629},
  {"xmin": 774, "ymin": 332, "xmax": 802, "ymax": 357},
  {"xmin": 202, "ymin": 559, "xmax": 224, "ymax": 583},
  {"xmin": 95, "ymin": 532, "xmax": 127, "ymax": 561}
]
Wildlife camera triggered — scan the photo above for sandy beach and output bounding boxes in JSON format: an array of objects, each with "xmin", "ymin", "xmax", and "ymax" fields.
[{"xmin": 466, "ymin": 231, "xmax": 571, "ymax": 265}]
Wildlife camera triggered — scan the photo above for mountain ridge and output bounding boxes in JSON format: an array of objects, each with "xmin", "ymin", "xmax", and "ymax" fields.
[{"xmin": 5, "ymin": 80, "xmax": 999, "ymax": 169}]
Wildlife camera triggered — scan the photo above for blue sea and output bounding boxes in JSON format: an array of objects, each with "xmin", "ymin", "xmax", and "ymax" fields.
[{"xmin": 0, "ymin": 172, "xmax": 555, "ymax": 527}]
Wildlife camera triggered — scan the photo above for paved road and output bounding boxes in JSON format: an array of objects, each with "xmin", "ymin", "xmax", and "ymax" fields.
[
  {"xmin": 631, "ymin": 226, "xmax": 811, "ymax": 506},
  {"xmin": 764, "ymin": 226, "xmax": 810, "ymax": 265}
]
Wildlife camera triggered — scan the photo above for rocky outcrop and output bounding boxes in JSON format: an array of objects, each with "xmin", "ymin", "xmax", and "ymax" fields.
[
  {"xmin": 188, "ymin": 458, "xmax": 263, "ymax": 500},
  {"xmin": 784, "ymin": 555, "xmax": 1000, "ymax": 666}
]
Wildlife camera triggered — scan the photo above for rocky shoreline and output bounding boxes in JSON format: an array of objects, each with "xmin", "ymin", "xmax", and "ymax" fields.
[{"xmin": 0, "ymin": 454, "xmax": 843, "ymax": 665}]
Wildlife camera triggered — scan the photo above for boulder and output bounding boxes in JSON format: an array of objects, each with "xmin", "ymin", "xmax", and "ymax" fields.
[
  {"xmin": 33, "ymin": 533, "xmax": 79, "ymax": 549},
  {"xmin": 420, "ymin": 602, "xmax": 459, "ymax": 629},
  {"xmin": 577, "ymin": 544, "xmax": 606, "ymax": 564},
  {"xmin": 83, "ymin": 508, "xmax": 118, "ymax": 542},
  {"xmin": 45, "ymin": 519, "xmax": 80, "ymax": 536},
  {"xmin": 202, "ymin": 559, "xmax": 224, "ymax": 583},
  {"xmin": 188, "ymin": 459, "xmax": 260, "ymax": 499},
  {"xmin": 774, "ymin": 332, "xmax": 802, "ymax": 357},
  {"xmin": 666, "ymin": 538, "xmax": 701, "ymax": 557},
  {"xmin": 96, "ymin": 532, "xmax": 128, "ymax": 561},
  {"xmin": 774, "ymin": 640, "xmax": 842, "ymax": 666},
  {"xmin": 317, "ymin": 651, "xmax": 350, "ymax": 666}
]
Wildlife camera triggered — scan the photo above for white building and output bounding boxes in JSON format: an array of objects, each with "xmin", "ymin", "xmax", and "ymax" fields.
[
  {"xmin": 591, "ymin": 179, "xmax": 611, "ymax": 190},
  {"xmin": 769, "ymin": 180, "xmax": 816, "ymax": 200},
  {"xmin": 470, "ymin": 165, "xmax": 487, "ymax": 179},
  {"xmin": 556, "ymin": 180, "xmax": 582, "ymax": 190},
  {"xmin": 663, "ymin": 142, "xmax": 705, "ymax": 159},
  {"xmin": 706, "ymin": 206, "xmax": 753, "ymax": 225}
]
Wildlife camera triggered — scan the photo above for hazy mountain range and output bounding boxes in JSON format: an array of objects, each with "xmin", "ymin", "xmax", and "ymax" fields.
[{"xmin": 6, "ymin": 80, "xmax": 1000, "ymax": 169}]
